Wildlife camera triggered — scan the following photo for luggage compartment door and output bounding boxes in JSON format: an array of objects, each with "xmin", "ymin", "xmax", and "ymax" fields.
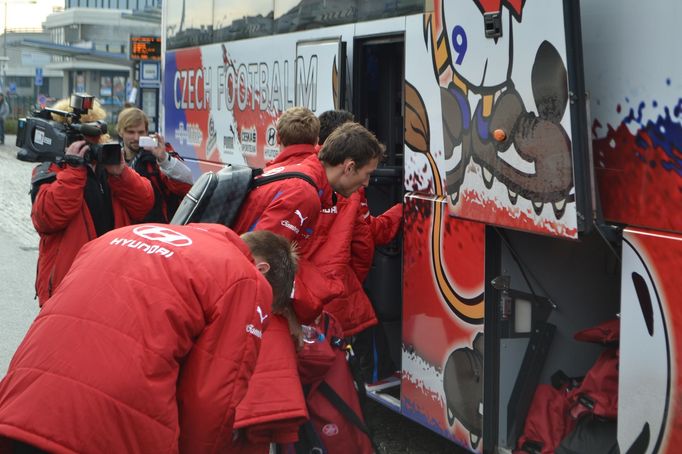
[{"xmin": 619, "ymin": 228, "xmax": 681, "ymax": 453}]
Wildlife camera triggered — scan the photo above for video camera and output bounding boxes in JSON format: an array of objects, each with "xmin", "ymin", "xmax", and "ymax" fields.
[{"xmin": 16, "ymin": 93, "xmax": 121, "ymax": 165}]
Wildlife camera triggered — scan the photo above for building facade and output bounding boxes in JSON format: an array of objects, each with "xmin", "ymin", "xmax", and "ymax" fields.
[
  {"xmin": 2, "ymin": 30, "xmax": 64, "ymax": 117},
  {"xmin": 41, "ymin": 6, "xmax": 160, "ymax": 123}
]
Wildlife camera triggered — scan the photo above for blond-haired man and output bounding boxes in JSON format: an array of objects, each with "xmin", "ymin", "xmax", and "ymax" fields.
[{"xmin": 117, "ymin": 107, "xmax": 193, "ymax": 222}]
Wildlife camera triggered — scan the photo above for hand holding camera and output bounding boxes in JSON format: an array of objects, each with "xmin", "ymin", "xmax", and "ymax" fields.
[
  {"xmin": 62, "ymin": 140, "xmax": 89, "ymax": 167},
  {"xmin": 140, "ymin": 134, "xmax": 169, "ymax": 164},
  {"xmin": 138, "ymin": 136, "xmax": 158, "ymax": 149}
]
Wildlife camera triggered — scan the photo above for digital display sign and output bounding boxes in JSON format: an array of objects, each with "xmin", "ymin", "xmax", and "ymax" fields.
[{"xmin": 130, "ymin": 36, "xmax": 161, "ymax": 60}]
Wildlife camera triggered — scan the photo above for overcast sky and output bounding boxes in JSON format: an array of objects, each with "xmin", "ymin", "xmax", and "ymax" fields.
[{"xmin": 2, "ymin": 0, "xmax": 63, "ymax": 32}]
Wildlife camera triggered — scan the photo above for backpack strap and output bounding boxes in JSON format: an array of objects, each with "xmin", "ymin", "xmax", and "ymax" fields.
[
  {"xmin": 30, "ymin": 162, "xmax": 57, "ymax": 203},
  {"xmin": 251, "ymin": 171, "xmax": 318, "ymax": 190},
  {"xmin": 323, "ymin": 313, "xmax": 331, "ymax": 337},
  {"xmin": 316, "ymin": 381, "xmax": 380, "ymax": 453}
]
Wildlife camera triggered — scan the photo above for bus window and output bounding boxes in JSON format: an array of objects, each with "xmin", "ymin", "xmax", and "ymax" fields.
[
  {"xmin": 213, "ymin": 0, "xmax": 274, "ymax": 42},
  {"xmin": 274, "ymin": 0, "xmax": 357, "ymax": 34},
  {"xmin": 166, "ymin": 0, "xmax": 214, "ymax": 50},
  {"xmin": 357, "ymin": 0, "xmax": 424, "ymax": 22},
  {"xmin": 274, "ymin": 0, "xmax": 424, "ymax": 35}
]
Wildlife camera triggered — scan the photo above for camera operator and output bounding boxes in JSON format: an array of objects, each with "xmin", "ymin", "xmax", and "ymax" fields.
[
  {"xmin": 31, "ymin": 98, "xmax": 154, "ymax": 307},
  {"xmin": 117, "ymin": 107, "xmax": 193, "ymax": 223}
]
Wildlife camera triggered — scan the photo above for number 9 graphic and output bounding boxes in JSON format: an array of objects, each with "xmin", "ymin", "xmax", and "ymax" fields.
[{"xmin": 451, "ymin": 25, "xmax": 468, "ymax": 65}]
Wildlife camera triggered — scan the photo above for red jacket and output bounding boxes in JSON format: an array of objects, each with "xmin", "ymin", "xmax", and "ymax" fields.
[
  {"xmin": 301, "ymin": 192, "xmax": 377, "ymax": 336},
  {"xmin": 232, "ymin": 153, "xmax": 338, "ymax": 324},
  {"xmin": 129, "ymin": 151, "xmax": 193, "ymax": 223},
  {"xmin": 31, "ymin": 163, "xmax": 154, "ymax": 305},
  {"xmin": 0, "ymin": 223, "xmax": 273, "ymax": 454},
  {"xmin": 232, "ymin": 152, "xmax": 334, "ymax": 242},
  {"xmin": 358, "ymin": 189, "xmax": 403, "ymax": 247},
  {"xmin": 233, "ymin": 315, "xmax": 308, "ymax": 452},
  {"xmin": 267, "ymin": 146, "xmax": 378, "ymax": 335},
  {"xmin": 267, "ymin": 143, "xmax": 316, "ymax": 167}
]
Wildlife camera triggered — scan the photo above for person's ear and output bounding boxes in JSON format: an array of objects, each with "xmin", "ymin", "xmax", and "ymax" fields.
[
  {"xmin": 344, "ymin": 159, "xmax": 355, "ymax": 175},
  {"xmin": 255, "ymin": 261, "xmax": 270, "ymax": 275}
]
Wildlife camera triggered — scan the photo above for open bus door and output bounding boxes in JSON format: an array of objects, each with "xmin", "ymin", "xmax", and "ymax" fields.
[{"xmin": 352, "ymin": 34, "xmax": 405, "ymax": 397}]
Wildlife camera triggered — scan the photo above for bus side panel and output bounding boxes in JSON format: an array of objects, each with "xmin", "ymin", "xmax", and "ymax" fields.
[
  {"xmin": 402, "ymin": 194, "xmax": 485, "ymax": 452},
  {"xmin": 164, "ymin": 47, "xmax": 221, "ymax": 177},
  {"xmin": 619, "ymin": 228, "xmax": 682, "ymax": 453},
  {"xmin": 404, "ymin": 4, "xmax": 581, "ymax": 239},
  {"xmin": 582, "ymin": 2, "xmax": 682, "ymax": 234},
  {"xmin": 163, "ymin": 25, "xmax": 354, "ymax": 178}
]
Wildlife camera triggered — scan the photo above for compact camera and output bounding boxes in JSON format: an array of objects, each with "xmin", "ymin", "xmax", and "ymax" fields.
[
  {"xmin": 138, "ymin": 136, "xmax": 158, "ymax": 149},
  {"xmin": 16, "ymin": 93, "xmax": 114, "ymax": 164}
]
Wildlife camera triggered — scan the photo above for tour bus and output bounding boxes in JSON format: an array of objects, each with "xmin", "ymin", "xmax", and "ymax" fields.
[{"xmin": 161, "ymin": 0, "xmax": 682, "ymax": 452}]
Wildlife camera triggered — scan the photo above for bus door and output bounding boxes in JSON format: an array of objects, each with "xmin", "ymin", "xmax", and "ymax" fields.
[
  {"xmin": 353, "ymin": 34, "xmax": 405, "ymax": 394},
  {"xmin": 295, "ymin": 37, "xmax": 347, "ymax": 113}
]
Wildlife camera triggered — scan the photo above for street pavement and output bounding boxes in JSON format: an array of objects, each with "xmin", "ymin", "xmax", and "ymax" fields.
[{"xmin": 0, "ymin": 135, "xmax": 40, "ymax": 374}]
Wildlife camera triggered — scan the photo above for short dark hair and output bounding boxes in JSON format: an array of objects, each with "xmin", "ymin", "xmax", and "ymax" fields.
[
  {"xmin": 318, "ymin": 109, "xmax": 354, "ymax": 144},
  {"xmin": 318, "ymin": 122, "xmax": 385, "ymax": 168},
  {"xmin": 241, "ymin": 230, "xmax": 298, "ymax": 312}
]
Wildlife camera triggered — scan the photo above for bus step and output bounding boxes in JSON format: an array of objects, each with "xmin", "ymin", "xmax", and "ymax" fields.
[
  {"xmin": 365, "ymin": 372, "xmax": 400, "ymax": 392},
  {"xmin": 365, "ymin": 374, "xmax": 401, "ymax": 412}
]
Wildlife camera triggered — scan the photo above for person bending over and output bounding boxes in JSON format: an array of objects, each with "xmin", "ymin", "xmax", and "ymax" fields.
[{"xmin": 0, "ymin": 225, "xmax": 297, "ymax": 454}]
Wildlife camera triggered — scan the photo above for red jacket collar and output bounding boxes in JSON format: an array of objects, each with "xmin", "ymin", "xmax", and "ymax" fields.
[
  {"xmin": 268, "ymin": 143, "xmax": 317, "ymax": 167},
  {"xmin": 299, "ymin": 155, "xmax": 336, "ymax": 210}
]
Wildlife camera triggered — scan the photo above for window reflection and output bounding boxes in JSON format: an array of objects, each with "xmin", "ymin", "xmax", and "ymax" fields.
[
  {"xmin": 274, "ymin": 0, "xmax": 356, "ymax": 34},
  {"xmin": 166, "ymin": 0, "xmax": 425, "ymax": 50},
  {"xmin": 166, "ymin": 0, "xmax": 214, "ymax": 50},
  {"xmin": 214, "ymin": 0, "xmax": 274, "ymax": 42}
]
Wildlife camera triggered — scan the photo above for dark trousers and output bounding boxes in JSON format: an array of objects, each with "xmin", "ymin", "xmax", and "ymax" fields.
[
  {"xmin": 0, "ymin": 438, "xmax": 48, "ymax": 454},
  {"xmin": 352, "ymin": 325, "xmax": 397, "ymax": 383}
]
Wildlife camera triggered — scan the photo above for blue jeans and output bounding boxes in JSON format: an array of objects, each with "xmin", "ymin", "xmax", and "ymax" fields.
[{"xmin": 0, "ymin": 118, "xmax": 5, "ymax": 143}]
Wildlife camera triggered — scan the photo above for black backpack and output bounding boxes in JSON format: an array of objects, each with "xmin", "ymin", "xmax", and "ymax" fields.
[
  {"xmin": 170, "ymin": 164, "xmax": 317, "ymax": 227},
  {"xmin": 131, "ymin": 151, "xmax": 184, "ymax": 223},
  {"xmin": 30, "ymin": 162, "xmax": 57, "ymax": 203}
]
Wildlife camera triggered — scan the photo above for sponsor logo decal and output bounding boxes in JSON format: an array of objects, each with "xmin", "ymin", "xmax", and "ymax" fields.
[
  {"xmin": 322, "ymin": 424, "xmax": 339, "ymax": 437},
  {"xmin": 294, "ymin": 209, "xmax": 308, "ymax": 226},
  {"xmin": 246, "ymin": 324, "xmax": 262, "ymax": 338},
  {"xmin": 266, "ymin": 125, "xmax": 277, "ymax": 147},
  {"xmin": 109, "ymin": 238, "xmax": 175, "ymax": 258},
  {"xmin": 132, "ymin": 226, "xmax": 193, "ymax": 246},
  {"xmin": 321, "ymin": 206, "xmax": 338, "ymax": 214},
  {"xmin": 257, "ymin": 306, "xmax": 268, "ymax": 323},
  {"xmin": 281, "ymin": 219, "xmax": 300, "ymax": 234},
  {"xmin": 109, "ymin": 226, "xmax": 193, "ymax": 258},
  {"xmin": 174, "ymin": 122, "xmax": 203, "ymax": 146},
  {"xmin": 240, "ymin": 127, "xmax": 257, "ymax": 155}
]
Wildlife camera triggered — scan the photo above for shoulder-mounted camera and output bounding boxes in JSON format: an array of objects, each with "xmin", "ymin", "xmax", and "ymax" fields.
[{"xmin": 15, "ymin": 93, "xmax": 115, "ymax": 164}]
